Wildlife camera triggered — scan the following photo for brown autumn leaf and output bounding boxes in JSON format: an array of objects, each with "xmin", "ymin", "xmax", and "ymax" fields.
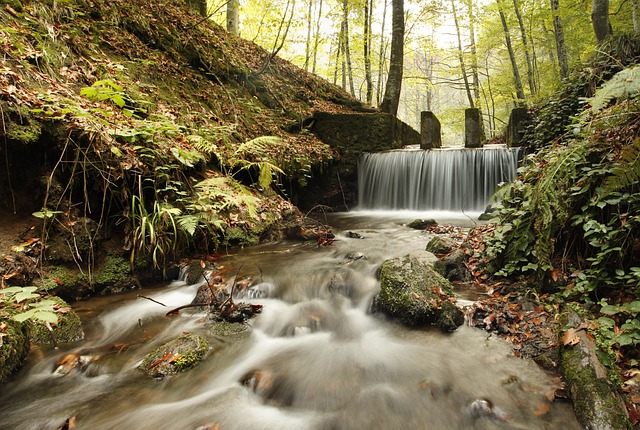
[
  {"xmin": 534, "ymin": 402, "xmax": 550, "ymax": 416},
  {"xmin": 147, "ymin": 352, "xmax": 173, "ymax": 370},
  {"xmin": 562, "ymin": 328, "xmax": 580, "ymax": 346}
]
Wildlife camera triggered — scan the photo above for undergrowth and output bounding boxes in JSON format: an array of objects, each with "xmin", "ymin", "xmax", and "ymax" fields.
[{"xmin": 483, "ymin": 62, "xmax": 640, "ymax": 363}]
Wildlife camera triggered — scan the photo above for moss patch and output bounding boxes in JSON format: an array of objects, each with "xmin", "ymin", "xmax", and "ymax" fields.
[
  {"xmin": 27, "ymin": 296, "xmax": 84, "ymax": 345},
  {"xmin": 92, "ymin": 256, "xmax": 135, "ymax": 294},
  {"xmin": 0, "ymin": 318, "xmax": 30, "ymax": 385}
]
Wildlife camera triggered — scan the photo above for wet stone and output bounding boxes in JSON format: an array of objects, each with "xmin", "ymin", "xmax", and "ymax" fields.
[{"xmin": 138, "ymin": 333, "xmax": 209, "ymax": 380}]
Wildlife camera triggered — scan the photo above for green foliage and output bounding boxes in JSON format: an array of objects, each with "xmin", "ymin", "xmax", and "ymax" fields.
[
  {"xmin": 80, "ymin": 79, "xmax": 147, "ymax": 118},
  {"xmin": 229, "ymin": 136, "xmax": 285, "ymax": 188},
  {"xmin": 484, "ymin": 69, "xmax": 640, "ymax": 356},
  {"xmin": 589, "ymin": 65, "xmax": 640, "ymax": 114},
  {"xmin": 0, "ymin": 286, "xmax": 60, "ymax": 327}
]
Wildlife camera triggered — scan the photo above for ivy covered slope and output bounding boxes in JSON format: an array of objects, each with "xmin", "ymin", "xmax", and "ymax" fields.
[
  {"xmin": 480, "ymin": 44, "xmax": 640, "ymax": 422},
  {"xmin": 0, "ymin": 0, "xmax": 365, "ymax": 272}
]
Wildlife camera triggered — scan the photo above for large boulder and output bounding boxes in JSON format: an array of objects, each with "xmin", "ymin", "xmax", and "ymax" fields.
[{"xmin": 372, "ymin": 252, "xmax": 464, "ymax": 331}]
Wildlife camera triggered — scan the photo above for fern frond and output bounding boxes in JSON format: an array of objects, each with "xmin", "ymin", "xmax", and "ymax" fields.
[
  {"xmin": 590, "ymin": 65, "xmax": 640, "ymax": 114},
  {"xmin": 604, "ymin": 137, "xmax": 640, "ymax": 193},
  {"xmin": 234, "ymin": 136, "xmax": 284, "ymax": 157}
]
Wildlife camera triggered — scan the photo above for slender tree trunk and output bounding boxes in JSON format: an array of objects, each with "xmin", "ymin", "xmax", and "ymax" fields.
[
  {"xmin": 498, "ymin": 0, "xmax": 526, "ymax": 105},
  {"xmin": 633, "ymin": 0, "xmax": 640, "ymax": 33},
  {"xmin": 550, "ymin": 0, "xmax": 569, "ymax": 80},
  {"xmin": 227, "ymin": 0, "xmax": 239, "ymax": 35},
  {"xmin": 342, "ymin": 0, "xmax": 355, "ymax": 96},
  {"xmin": 465, "ymin": 0, "xmax": 480, "ymax": 103},
  {"xmin": 592, "ymin": 0, "xmax": 612, "ymax": 43},
  {"xmin": 304, "ymin": 0, "xmax": 313, "ymax": 71},
  {"xmin": 513, "ymin": 0, "xmax": 536, "ymax": 95},
  {"xmin": 380, "ymin": 0, "xmax": 404, "ymax": 116},
  {"xmin": 377, "ymin": 0, "xmax": 388, "ymax": 105},
  {"xmin": 312, "ymin": 0, "xmax": 323, "ymax": 73},
  {"xmin": 451, "ymin": 0, "xmax": 474, "ymax": 108},
  {"xmin": 333, "ymin": 27, "xmax": 342, "ymax": 85},
  {"xmin": 364, "ymin": 0, "xmax": 373, "ymax": 105}
]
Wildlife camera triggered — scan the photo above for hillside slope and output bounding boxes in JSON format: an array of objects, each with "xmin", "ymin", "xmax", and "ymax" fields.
[{"xmin": 0, "ymin": 0, "xmax": 368, "ymax": 290}]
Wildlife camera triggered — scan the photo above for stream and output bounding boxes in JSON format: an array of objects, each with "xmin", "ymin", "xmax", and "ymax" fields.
[{"xmin": 0, "ymin": 211, "xmax": 582, "ymax": 430}]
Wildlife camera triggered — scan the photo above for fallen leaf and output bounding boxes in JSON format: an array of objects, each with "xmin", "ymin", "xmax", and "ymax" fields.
[
  {"xmin": 534, "ymin": 402, "xmax": 550, "ymax": 416},
  {"xmin": 562, "ymin": 328, "xmax": 580, "ymax": 346},
  {"xmin": 147, "ymin": 352, "xmax": 173, "ymax": 370}
]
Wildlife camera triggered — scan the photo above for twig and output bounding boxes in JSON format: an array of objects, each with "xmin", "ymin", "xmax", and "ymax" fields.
[
  {"xmin": 165, "ymin": 303, "xmax": 209, "ymax": 316},
  {"xmin": 336, "ymin": 171, "xmax": 349, "ymax": 211},
  {"xmin": 137, "ymin": 295, "xmax": 167, "ymax": 307}
]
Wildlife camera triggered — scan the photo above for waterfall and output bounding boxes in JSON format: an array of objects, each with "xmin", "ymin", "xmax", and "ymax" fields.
[{"xmin": 357, "ymin": 146, "xmax": 520, "ymax": 212}]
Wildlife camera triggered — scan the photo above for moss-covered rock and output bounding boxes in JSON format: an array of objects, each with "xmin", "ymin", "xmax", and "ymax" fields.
[
  {"xmin": 27, "ymin": 296, "xmax": 84, "ymax": 345},
  {"xmin": 425, "ymin": 236, "xmax": 455, "ymax": 255},
  {"xmin": 138, "ymin": 333, "xmax": 209, "ymax": 379},
  {"xmin": 441, "ymin": 249, "xmax": 471, "ymax": 282},
  {"xmin": 91, "ymin": 256, "xmax": 135, "ymax": 294},
  {"xmin": 0, "ymin": 318, "xmax": 30, "ymax": 385},
  {"xmin": 372, "ymin": 252, "xmax": 464, "ymax": 332},
  {"xmin": 407, "ymin": 219, "xmax": 437, "ymax": 230},
  {"xmin": 560, "ymin": 308, "xmax": 632, "ymax": 429},
  {"xmin": 42, "ymin": 265, "xmax": 90, "ymax": 301}
]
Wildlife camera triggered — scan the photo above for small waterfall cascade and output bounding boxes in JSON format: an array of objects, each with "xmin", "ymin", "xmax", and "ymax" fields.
[{"xmin": 357, "ymin": 146, "xmax": 520, "ymax": 212}]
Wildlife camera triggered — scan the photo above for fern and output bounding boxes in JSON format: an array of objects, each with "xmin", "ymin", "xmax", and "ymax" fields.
[
  {"xmin": 230, "ymin": 136, "xmax": 286, "ymax": 188},
  {"xmin": 590, "ymin": 65, "xmax": 640, "ymax": 114},
  {"xmin": 604, "ymin": 137, "xmax": 640, "ymax": 193}
]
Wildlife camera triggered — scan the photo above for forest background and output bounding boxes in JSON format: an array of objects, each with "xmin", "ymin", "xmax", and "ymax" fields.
[{"xmin": 209, "ymin": 0, "xmax": 639, "ymax": 144}]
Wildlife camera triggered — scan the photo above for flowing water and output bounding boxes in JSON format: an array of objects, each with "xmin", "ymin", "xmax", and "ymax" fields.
[
  {"xmin": 0, "ymin": 212, "xmax": 581, "ymax": 430},
  {"xmin": 358, "ymin": 147, "xmax": 520, "ymax": 211}
]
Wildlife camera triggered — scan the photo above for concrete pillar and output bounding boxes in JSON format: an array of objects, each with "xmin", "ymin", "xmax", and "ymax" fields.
[
  {"xmin": 420, "ymin": 111, "xmax": 442, "ymax": 149},
  {"xmin": 506, "ymin": 107, "xmax": 530, "ymax": 147},
  {"xmin": 465, "ymin": 108, "xmax": 482, "ymax": 148}
]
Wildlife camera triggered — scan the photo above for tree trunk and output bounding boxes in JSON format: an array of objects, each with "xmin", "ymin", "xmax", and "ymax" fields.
[
  {"xmin": 380, "ymin": 0, "xmax": 404, "ymax": 116},
  {"xmin": 377, "ymin": 0, "xmax": 389, "ymax": 105},
  {"xmin": 227, "ymin": 0, "xmax": 239, "ymax": 35},
  {"xmin": 466, "ymin": 0, "xmax": 480, "ymax": 103},
  {"xmin": 342, "ymin": 0, "xmax": 355, "ymax": 96},
  {"xmin": 550, "ymin": 0, "xmax": 569, "ymax": 80},
  {"xmin": 592, "ymin": 0, "xmax": 611, "ymax": 43},
  {"xmin": 498, "ymin": 0, "xmax": 526, "ymax": 105},
  {"xmin": 513, "ymin": 0, "xmax": 536, "ymax": 95},
  {"xmin": 364, "ymin": 0, "xmax": 373, "ymax": 105},
  {"xmin": 304, "ymin": 0, "xmax": 313, "ymax": 71},
  {"xmin": 312, "ymin": 0, "xmax": 323, "ymax": 73},
  {"xmin": 451, "ymin": 0, "xmax": 474, "ymax": 108},
  {"xmin": 634, "ymin": 0, "xmax": 640, "ymax": 33}
]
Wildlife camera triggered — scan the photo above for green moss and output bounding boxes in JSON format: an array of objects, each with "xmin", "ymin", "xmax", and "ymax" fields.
[
  {"xmin": 138, "ymin": 333, "xmax": 209, "ymax": 379},
  {"xmin": 27, "ymin": 297, "xmax": 84, "ymax": 345},
  {"xmin": 2, "ymin": 106, "xmax": 41, "ymax": 144},
  {"xmin": 561, "ymin": 345, "xmax": 632, "ymax": 429},
  {"xmin": 44, "ymin": 266, "xmax": 89, "ymax": 299},
  {"xmin": 374, "ymin": 255, "xmax": 463, "ymax": 331},
  {"xmin": 0, "ymin": 318, "xmax": 29, "ymax": 385},
  {"xmin": 223, "ymin": 226, "xmax": 259, "ymax": 247},
  {"xmin": 92, "ymin": 256, "xmax": 132, "ymax": 290}
]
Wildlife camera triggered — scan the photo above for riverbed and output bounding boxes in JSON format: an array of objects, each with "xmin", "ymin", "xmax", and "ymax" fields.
[{"xmin": 0, "ymin": 211, "xmax": 581, "ymax": 430}]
